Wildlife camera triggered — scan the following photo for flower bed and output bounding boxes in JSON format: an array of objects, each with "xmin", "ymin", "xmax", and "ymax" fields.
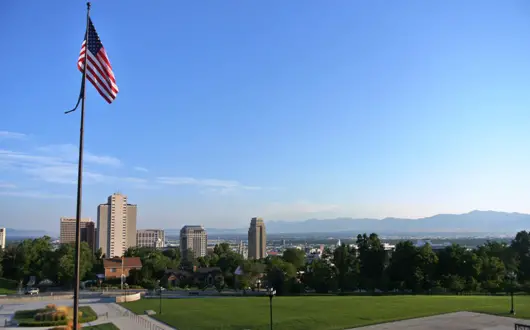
[{"xmin": 14, "ymin": 305, "xmax": 97, "ymax": 327}]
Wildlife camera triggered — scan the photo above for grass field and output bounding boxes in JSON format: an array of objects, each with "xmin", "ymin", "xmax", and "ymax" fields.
[
  {"xmin": 123, "ymin": 295, "xmax": 530, "ymax": 330},
  {"xmin": 0, "ymin": 278, "xmax": 18, "ymax": 294}
]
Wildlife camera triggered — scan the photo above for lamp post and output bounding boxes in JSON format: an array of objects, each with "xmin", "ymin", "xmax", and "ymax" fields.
[
  {"xmin": 506, "ymin": 271, "xmax": 517, "ymax": 315},
  {"xmin": 267, "ymin": 287, "xmax": 276, "ymax": 330},
  {"xmin": 157, "ymin": 280, "xmax": 162, "ymax": 315},
  {"xmin": 124, "ymin": 283, "xmax": 129, "ymax": 303},
  {"xmin": 256, "ymin": 279, "xmax": 261, "ymax": 292}
]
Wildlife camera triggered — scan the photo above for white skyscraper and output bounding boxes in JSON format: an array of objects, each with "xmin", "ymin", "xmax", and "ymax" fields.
[{"xmin": 97, "ymin": 193, "xmax": 137, "ymax": 258}]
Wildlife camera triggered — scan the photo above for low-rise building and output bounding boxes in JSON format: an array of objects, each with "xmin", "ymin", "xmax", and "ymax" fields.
[
  {"xmin": 165, "ymin": 266, "xmax": 222, "ymax": 288},
  {"xmin": 136, "ymin": 229, "xmax": 165, "ymax": 248}
]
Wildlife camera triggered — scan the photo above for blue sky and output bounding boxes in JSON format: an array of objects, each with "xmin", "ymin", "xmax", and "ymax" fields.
[{"xmin": 2, "ymin": 0, "xmax": 530, "ymax": 231}]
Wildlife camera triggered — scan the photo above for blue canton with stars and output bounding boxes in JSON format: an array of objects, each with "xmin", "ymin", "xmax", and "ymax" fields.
[{"xmin": 86, "ymin": 18, "xmax": 103, "ymax": 55}]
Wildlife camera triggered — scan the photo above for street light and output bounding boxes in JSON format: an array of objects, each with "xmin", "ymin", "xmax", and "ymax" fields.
[
  {"xmin": 124, "ymin": 283, "xmax": 129, "ymax": 303},
  {"xmin": 157, "ymin": 280, "xmax": 162, "ymax": 315},
  {"xmin": 267, "ymin": 287, "xmax": 276, "ymax": 330},
  {"xmin": 256, "ymin": 279, "xmax": 261, "ymax": 292},
  {"xmin": 506, "ymin": 271, "xmax": 517, "ymax": 315}
]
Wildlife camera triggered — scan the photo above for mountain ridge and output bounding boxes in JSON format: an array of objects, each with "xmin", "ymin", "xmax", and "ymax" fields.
[{"xmin": 166, "ymin": 210, "xmax": 530, "ymax": 235}]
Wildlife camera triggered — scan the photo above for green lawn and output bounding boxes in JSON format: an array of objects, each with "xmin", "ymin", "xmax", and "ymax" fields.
[
  {"xmin": 123, "ymin": 295, "xmax": 530, "ymax": 330},
  {"xmin": 83, "ymin": 323, "xmax": 120, "ymax": 330},
  {"xmin": 0, "ymin": 278, "xmax": 18, "ymax": 294}
]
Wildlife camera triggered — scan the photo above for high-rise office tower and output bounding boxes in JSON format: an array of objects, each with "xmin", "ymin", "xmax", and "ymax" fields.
[
  {"xmin": 237, "ymin": 240, "xmax": 248, "ymax": 259},
  {"xmin": 136, "ymin": 229, "xmax": 165, "ymax": 248},
  {"xmin": 180, "ymin": 225, "xmax": 207, "ymax": 259},
  {"xmin": 0, "ymin": 228, "xmax": 6, "ymax": 249},
  {"xmin": 60, "ymin": 217, "xmax": 96, "ymax": 252},
  {"xmin": 248, "ymin": 217, "xmax": 266, "ymax": 259},
  {"xmin": 96, "ymin": 193, "xmax": 137, "ymax": 258}
]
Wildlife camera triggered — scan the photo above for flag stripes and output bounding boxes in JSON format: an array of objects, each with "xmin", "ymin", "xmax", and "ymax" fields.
[{"xmin": 77, "ymin": 18, "xmax": 118, "ymax": 103}]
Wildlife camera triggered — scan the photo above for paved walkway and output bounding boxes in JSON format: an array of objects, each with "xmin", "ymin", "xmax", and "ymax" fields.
[
  {"xmin": 0, "ymin": 298, "xmax": 175, "ymax": 330},
  {"xmin": 350, "ymin": 312, "xmax": 530, "ymax": 330}
]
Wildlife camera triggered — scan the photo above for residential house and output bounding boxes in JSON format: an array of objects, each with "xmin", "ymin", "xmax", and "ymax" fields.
[
  {"xmin": 165, "ymin": 266, "xmax": 222, "ymax": 287},
  {"xmin": 103, "ymin": 257, "xmax": 142, "ymax": 280}
]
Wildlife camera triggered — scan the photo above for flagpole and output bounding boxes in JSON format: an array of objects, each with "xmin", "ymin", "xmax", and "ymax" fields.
[{"xmin": 73, "ymin": 2, "xmax": 91, "ymax": 328}]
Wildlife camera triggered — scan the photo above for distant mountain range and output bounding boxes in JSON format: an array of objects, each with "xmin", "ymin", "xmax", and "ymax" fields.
[
  {"xmin": 7, "ymin": 210, "xmax": 530, "ymax": 239},
  {"xmin": 5, "ymin": 228, "xmax": 51, "ymax": 238},
  {"xmin": 167, "ymin": 211, "xmax": 530, "ymax": 235}
]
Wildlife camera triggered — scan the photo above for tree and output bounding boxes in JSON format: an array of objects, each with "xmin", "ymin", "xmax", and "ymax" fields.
[
  {"xmin": 1, "ymin": 237, "xmax": 55, "ymax": 284},
  {"xmin": 387, "ymin": 241, "xmax": 419, "ymax": 291},
  {"xmin": 214, "ymin": 275, "xmax": 225, "ymax": 293},
  {"xmin": 214, "ymin": 243, "xmax": 231, "ymax": 256},
  {"xmin": 332, "ymin": 243, "xmax": 358, "ymax": 292},
  {"xmin": 475, "ymin": 243, "xmax": 507, "ymax": 293},
  {"xmin": 478, "ymin": 241, "xmax": 517, "ymax": 271},
  {"xmin": 2, "ymin": 244, "xmax": 23, "ymax": 282},
  {"xmin": 265, "ymin": 258, "xmax": 296, "ymax": 295},
  {"xmin": 123, "ymin": 247, "xmax": 176, "ymax": 287},
  {"xmin": 480, "ymin": 256, "xmax": 505, "ymax": 292},
  {"xmin": 214, "ymin": 247, "xmax": 243, "ymax": 288},
  {"xmin": 53, "ymin": 242, "xmax": 94, "ymax": 287},
  {"xmin": 57, "ymin": 250, "xmax": 74, "ymax": 285},
  {"xmin": 162, "ymin": 247, "xmax": 181, "ymax": 262},
  {"xmin": 511, "ymin": 231, "xmax": 530, "ymax": 281},
  {"xmin": 282, "ymin": 248, "xmax": 306, "ymax": 270},
  {"xmin": 305, "ymin": 259, "xmax": 336, "ymax": 293},
  {"xmin": 91, "ymin": 248, "xmax": 105, "ymax": 275},
  {"xmin": 180, "ymin": 250, "xmax": 198, "ymax": 269},
  {"xmin": 443, "ymin": 275, "xmax": 465, "ymax": 294},
  {"xmin": 356, "ymin": 233, "xmax": 386, "ymax": 290},
  {"xmin": 0, "ymin": 247, "xmax": 5, "ymax": 278},
  {"xmin": 436, "ymin": 244, "xmax": 467, "ymax": 278},
  {"xmin": 416, "ymin": 243, "xmax": 438, "ymax": 291},
  {"xmin": 241, "ymin": 259, "xmax": 265, "ymax": 285},
  {"xmin": 128, "ymin": 268, "xmax": 142, "ymax": 286},
  {"xmin": 197, "ymin": 256, "xmax": 211, "ymax": 268}
]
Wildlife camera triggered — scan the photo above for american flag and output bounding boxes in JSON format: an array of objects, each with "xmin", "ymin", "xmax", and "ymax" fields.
[{"xmin": 77, "ymin": 18, "xmax": 118, "ymax": 103}]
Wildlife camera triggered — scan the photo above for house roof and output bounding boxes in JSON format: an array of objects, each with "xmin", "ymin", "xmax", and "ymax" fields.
[
  {"xmin": 103, "ymin": 257, "xmax": 142, "ymax": 269},
  {"xmin": 195, "ymin": 267, "xmax": 221, "ymax": 274}
]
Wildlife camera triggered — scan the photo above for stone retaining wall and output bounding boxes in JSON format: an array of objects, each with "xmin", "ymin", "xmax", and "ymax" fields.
[{"xmin": 115, "ymin": 292, "xmax": 141, "ymax": 303}]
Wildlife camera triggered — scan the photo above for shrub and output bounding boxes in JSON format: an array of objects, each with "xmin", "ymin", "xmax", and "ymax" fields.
[
  {"xmin": 18, "ymin": 306, "xmax": 95, "ymax": 327},
  {"xmin": 46, "ymin": 304, "xmax": 57, "ymax": 310},
  {"xmin": 19, "ymin": 320, "xmax": 65, "ymax": 326}
]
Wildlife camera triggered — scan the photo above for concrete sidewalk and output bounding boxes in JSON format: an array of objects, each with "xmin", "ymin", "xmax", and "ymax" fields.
[{"xmin": 350, "ymin": 312, "xmax": 530, "ymax": 330}]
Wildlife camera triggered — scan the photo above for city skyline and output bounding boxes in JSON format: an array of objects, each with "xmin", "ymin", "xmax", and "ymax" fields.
[{"xmin": 4, "ymin": 1, "xmax": 530, "ymax": 229}]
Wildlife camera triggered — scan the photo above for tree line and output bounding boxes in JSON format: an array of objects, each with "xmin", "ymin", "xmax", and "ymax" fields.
[{"xmin": 1, "ymin": 230, "xmax": 530, "ymax": 295}]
